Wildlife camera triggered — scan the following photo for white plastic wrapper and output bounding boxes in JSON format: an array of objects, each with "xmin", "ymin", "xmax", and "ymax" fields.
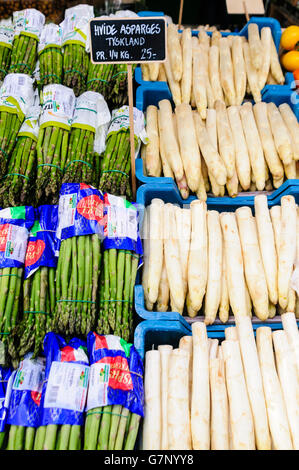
[
  {"xmin": 107, "ymin": 105, "xmax": 147, "ymax": 157},
  {"xmin": 40, "ymin": 84, "xmax": 76, "ymax": 129},
  {"xmin": 18, "ymin": 105, "xmax": 41, "ymax": 140},
  {"xmin": 38, "ymin": 23, "xmax": 63, "ymax": 54},
  {"xmin": 61, "ymin": 4, "xmax": 94, "ymax": 48},
  {"xmin": 72, "ymin": 91, "xmax": 111, "ymax": 154},
  {"xmin": 13, "ymin": 8, "xmax": 45, "ymax": 41},
  {"xmin": 0, "ymin": 73, "xmax": 35, "ymax": 119},
  {"xmin": 0, "ymin": 18, "xmax": 14, "ymax": 47}
]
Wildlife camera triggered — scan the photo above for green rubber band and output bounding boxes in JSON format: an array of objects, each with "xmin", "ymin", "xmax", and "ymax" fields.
[
  {"xmin": 56, "ymin": 299, "xmax": 96, "ymax": 304},
  {"xmin": 64, "ymin": 69, "xmax": 85, "ymax": 79},
  {"xmin": 40, "ymin": 73, "xmax": 61, "ymax": 81},
  {"xmin": 64, "ymin": 159, "xmax": 93, "ymax": 171},
  {"xmin": 130, "ymin": 253, "xmax": 140, "ymax": 260},
  {"xmin": 101, "ymin": 169, "xmax": 129, "ymax": 178},
  {"xmin": 10, "ymin": 62, "xmax": 32, "ymax": 73},
  {"xmin": 23, "ymin": 310, "xmax": 52, "ymax": 316},
  {"xmin": 112, "ymin": 70, "xmax": 128, "ymax": 79},
  {"xmin": 37, "ymin": 163, "xmax": 63, "ymax": 172},
  {"xmin": 3, "ymin": 172, "xmax": 29, "ymax": 181},
  {"xmin": 0, "ymin": 147, "xmax": 9, "ymax": 159},
  {"xmin": 0, "ymin": 273, "xmax": 22, "ymax": 279},
  {"xmin": 86, "ymin": 410, "xmax": 128, "ymax": 418},
  {"xmin": 0, "ymin": 332, "xmax": 11, "ymax": 336},
  {"xmin": 86, "ymin": 77, "xmax": 109, "ymax": 84}
]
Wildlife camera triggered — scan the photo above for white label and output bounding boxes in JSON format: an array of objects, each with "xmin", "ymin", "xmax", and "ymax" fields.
[
  {"xmin": 13, "ymin": 8, "xmax": 45, "ymax": 39},
  {"xmin": 0, "ymin": 73, "xmax": 35, "ymax": 117},
  {"xmin": 106, "ymin": 195, "xmax": 138, "ymax": 241},
  {"xmin": 4, "ymin": 225, "xmax": 28, "ymax": 263},
  {"xmin": 40, "ymin": 84, "xmax": 76, "ymax": 127},
  {"xmin": 44, "ymin": 362, "xmax": 89, "ymax": 412},
  {"xmin": 86, "ymin": 363, "xmax": 110, "ymax": 410},
  {"xmin": 18, "ymin": 105, "xmax": 41, "ymax": 139},
  {"xmin": 12, "ymin": 358, "xmax": 45, "ymax": 393},
  {"xmin": 38, "ymin": 23, "xmax": 62, "ymax": 52},
  {"xmin": 56, "ymin": 192, "xmax": 77, "ymax": 243}
]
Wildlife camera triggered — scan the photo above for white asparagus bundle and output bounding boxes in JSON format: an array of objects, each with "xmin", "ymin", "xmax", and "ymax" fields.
[
  {"xmin": 219, "ymin": 37, "xmax": 236, "ymax": 106},
  {"xmin": 175, "ymin": 207, "xmax": 191, "ymax": 296},
  {"xmin": 227, "ymin": 105, "xmax": 251, "ymax": 190},
  {"xmin": 220, "ymin": 212, "xmax": 248, "ymax": 318},
  {"xmin": 147, "ymin": 199, "xmax": 164, "ymax": 305},
  {"xmin": 167, "ymin": 349, "xmax": 192, "ymax": 450},
  {"xmin": 225, "ymin": 326, "xmax": 238, "ymax": 341},
  {"xmin": 158, "ymin": 65, "xmax": 167, "ymax": 82},
  {"xmin": 158, "ymin": 344, "xmax": 173, "ymax": 450},
  {"xmin": 163, "ymin": 57, "xmax": 181, "ymax": 106},
  {"xmin": 270, "ymin": 205, "xmax": 281, "ymax": 255},
  {"xmin": 202, "ymin": 46, "xmax": 215, "ymax": 109},
  {"xmin": 215, "ymin": 100, "xmax": 235, "ymax": 179},
  {"xmin": 142, "ymin": 206, "xmax": 154, "ymax": 311},
  {"xmin": 158, "ymin": 99, "xmax": 184, "ymax": 181},
  {"xmin": 157, "ymin": 109, "xmax": 174, "ymax": 179},
  {"xmin": 273, "ymin": 330, "xmax": 299, "ymax": 449},
  {"xmin": 278, "ymin": 195, "xmax": 297, "ymax": 309},
  {"xmin": 256, "ymin": 327, "xmax": 293, "ymax": 450},
  {"xmin": 240, "ymin": 102, "xmax": 265, "ymax": 190},
  {"xmin": 243, "ymin": 41, "xmax": 261, "ymax": 103},
  {"xmin": 258, "ymin": 27, "xmax": 272, "ymax": 90},
  {"xmin": 209, "ymin": 45, "xmax": 224, "ymax": 103},
  {"xmin": 236, "ymin": 206, "xmax": 269, "ymax": 321},
  {"xmin": 206, "ymin": 108, "xmax": 226, "ymax": 196},
  {"xmin": 145, "ymin": 105, "xmax": 162, "ymax": 177},
  {"xmin": 254, "ymin": 194, "xmax": 278, "ymax": 305},
  {"xmin": 141, "ymin": 63, "xmax": 150, "ymax": 81},
  {"xmin": 222, "ymin": 339, "xmax": 255, "ymax": 450},
  {"xmin": 191, "ymin": 322, "xmax": 210, "ymax": 450},
  {"xmin": 281, "ymin": 312, "xmax": 299, "ymax": 379},
  {"xmin": 253, "ymin": 102, "xmax": 284, "ymax": 182},
  {"xmin": 187, "ymin": 200, "xmax": 208, "ymax": 313},
  {"xmin": 148, "ymin": 62, "xmax": 160, "ymax": 81},
  {"xmin": 209, "ymin": 338, "xmax": 219, "ymax": 359},
  {"xmin": 279, "ymin": 103, "xmax": 299, "ymax": 161},
  {"xmin": 167, "ymin": 24, "xmax": 183, "ymax": 82},
  {"xmin": 270, "ymin": 34, "xmax": 285, "ymax": 84},
  {"xmin": 193, "ymin": 111, "xmax": 227, "ymax": 185},
  {"xmin": 143, "ymin": 350, "xmax": 161, "ymax": 450},
  {"xmin": 235, "ymin": 316, "xmax": 271, "ymax": 449},
  {"xmin": 231, "ymin": 36, "xmax": 246, "ymax": 105},
  {"xmin": 156, "ymin": 256, "xmax": 170, "ymax": 312},
  {"xmin": 175, "ymin": 104, "xmax": 201, "ymax": 192},
  {"xmin": 219, "ymin": 244, "xmax": 230, "ymax": 323},
  {"xmin": 248, "ymin": 22, "xmax": 262, "ymax": 71},
  {"xmin": 179, "ymin": 335, "xmax": 193, "ymax": 409},
  {"xmin": 181, "ymin": 28, "xmax": 193, "ymax": 104},
  {"xmin": 205, "ymin": 210, "xmax": 222, "ymax": 325},
  {"xmin": 267, "ymin": 102, "xmax": 293, "ymax": 166},
  {"xmin": 192, "ymin": 43, "xmax": 207, "ymax": 119},
  {"xmin": 210, "ymin": 357, "xmax": 229, "ymax": 450},
  {"xmin": 163, "ymin": 203, "xmax": 185, "ymax": 313}
]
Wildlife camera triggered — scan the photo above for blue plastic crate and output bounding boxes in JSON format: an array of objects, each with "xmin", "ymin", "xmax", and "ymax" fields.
[
  {"xmin": 135, "ymin": 82, "xmax": 299, "ymax": 203},
  {"xmin": 135, "ymin": 16, "xmax": 282, "ymax": 86},
  {"xmin": 137, "ymin": 11, "xmax": 165, "ymax": 17},
  {"xmin": 134, "ymin": 319, "xmax": 285, "ymax": 360},
  {"xmin": 134, "ymin": 182, "xmax": 299, "ymax": 326}
]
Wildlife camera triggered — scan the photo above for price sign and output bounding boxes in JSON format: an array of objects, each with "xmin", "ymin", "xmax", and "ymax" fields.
[{"xmin": 89, "ymin": 17, "xmax": 167, "ymax": 64}]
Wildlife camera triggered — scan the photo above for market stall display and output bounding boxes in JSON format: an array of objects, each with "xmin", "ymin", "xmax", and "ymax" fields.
[
  {"xmin": 142, "ymin": 194, "xmax": 299, "ymax": 323},
  {"xmin": 142, "ymin": 314, "xmax": 299, "ymax": 450}
]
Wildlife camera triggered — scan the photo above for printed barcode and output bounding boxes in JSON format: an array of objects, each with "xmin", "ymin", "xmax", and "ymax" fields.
[
  {"xmin": 48, "ymin": 385, "xmax": 59, "ymax": 404},
  {"xmin": 18, "ymin": 76, "xmax": 25, "ymax": 86},
  {"xmin": 68, "ymin": 368, "xmax": 75, "ymax": 388}
]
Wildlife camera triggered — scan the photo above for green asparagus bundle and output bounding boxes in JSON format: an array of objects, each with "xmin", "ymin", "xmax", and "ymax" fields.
[
  {"xmin": 97, "ymin": 249, "xmax": 139, "ymax": 342},
  {"xmin": 54, "ymin": 234, "xmax": 102, "ymax": 337},
  {"xmin": 0, "ymin": 18, "xmax": 14, "ymax": 82},
  {"xmin": 0, "ymin": 206, "xmax": 35, "ymax": 346},
  {"xmin": 6, "ymin": 424, "xmax": 37, "ymax": 450},
  {"xmin": 0, "ymin": 105, "xmax": 40, "ymax": 208},
  {"xmin": 62, "ymin": 91, "xmax": 110, "ymax": 186},
  {"xmin": 9, "ymin": 9, "xmax": 45, "ymax": 76},
  {"xmin": 63, "ymin": 43, "xmax": 89, "ymax": 97},
  {"xmin": 110, "ymin": 64, "xmax": 135, "ymax": 108},
  {"xmin": 33, "ymin": 332, "xmax": 89, "ymax": 451},
  {"xmin": 35, "ymin": 84, "xmax": 76, "ymax": 205},
  {"xmin": 38, "ymin": 24, "xmax": 63, "ymax": 86},
  {"xmin": 0, "ymin": 73, "xmax": 36, "ymax": 179},
  {"xmin": 84, "ymin": 332, "xmax": 144, "ymax": 450},
  {"xmin": 98, "ymin": 128, "xmax": 132, "ymax": 198},
  {"xmin": 86, "ymin": 63, "xmax": 116, "ymax": 102}
]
